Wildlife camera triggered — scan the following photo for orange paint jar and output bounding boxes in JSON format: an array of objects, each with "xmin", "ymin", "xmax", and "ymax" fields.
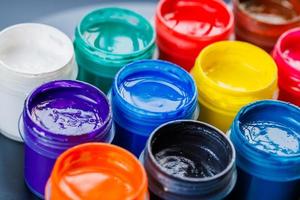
[{"xmin": 45, "ymin": 143, "xmax": 148, "ymax": 200}]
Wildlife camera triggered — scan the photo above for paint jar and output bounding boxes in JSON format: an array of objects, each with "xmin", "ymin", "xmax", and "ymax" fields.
[
  {"xmin": 20, "ymin": 80, "xmax": 113, "ymax": 198},
  {"xmin": 0, "ymin": 23, "xmax": 77, "ymax": 142},
  {"xmin": 229, "ymin": 100, "xmax": 300, "ymax": 200},
  {"xmin": 141, "ymin": 120, "xmax": 236, "ymax": 200},
  {"xmin": 74, "ymin": 7, "xmax": 156, "ymax": 93},
  {"xmin": 155, "ymin": 0, "xmax": 233, "ymax": 71},
  {"xmin": 45, "ymin": 143, "xmax": 148, "ymax": 200},
  {"xmin": 273, "ymin": 28, "xmax": 300, "ymax": 107},
  {"xmin": 233, "ymin": 0, "xmax": 300, "ymax": 52},
  {"xmin": 111, "ymin": 60, "xmax": 198, "ymax": 156},
  {"xmin": 191, "ymin": 41, "xmax": 278, "ymax": 132}
]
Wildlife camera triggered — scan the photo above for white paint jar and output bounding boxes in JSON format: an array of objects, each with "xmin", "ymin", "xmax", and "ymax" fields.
[{"xmin": 0, "ymin": 23, "xmax": 78, "ymax": 141}]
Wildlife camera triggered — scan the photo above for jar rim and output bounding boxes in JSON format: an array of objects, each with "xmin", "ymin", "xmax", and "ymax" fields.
[
  {"xmin": 156, "ymin": 0, "xmax": 234, "ymax": 41},
  {"xmin": 0, "ymin": 23, "xmax": 74, "ymax": 77},
  {"xmin": 233, "ymin": 0, "xmax": 300, "ymax": 26},
  {"xmin": 232, "ymin": 100, "xmax": 300, "ymax": 159},
  {"xmin": 23, "ymin": 80, "xmax": 112, "ymax": 143},
  {"xmin": 112, "ymin": 59, "xmax": 198, "ymax": 122},
  {"xmin": 274, "ymin": 27, "xmax": 300, "ymax": 77},
  {"xmin": 49, "ymin": 143, "xmax": 148, "ymax": 200},
  {"xmin": 76, "ymin": 7, "xmax": 156, "ymax": 60},
  {"xmin": 146, "ymin": 120, "xmax": 236, "ymax": 183},
  {"xmin": 193, "ymin": 41, "xmax": 278, "ymax": 95}
]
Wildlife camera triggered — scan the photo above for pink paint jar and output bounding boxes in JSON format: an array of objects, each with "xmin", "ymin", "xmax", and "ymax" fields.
[{"xmin": 273, "ymin": 28, "xmax": 300, "ymax": 106}]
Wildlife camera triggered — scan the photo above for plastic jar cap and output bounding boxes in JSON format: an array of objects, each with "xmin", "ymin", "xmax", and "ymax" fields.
[
  {"xmin": 231, "ymin": 100, "xmax": 300, "ymax": 181},
  {"xmin": 46, "ymin": 143, "xmax": 148, "ymax": 200},
  {"xmin": 273, "ymin": 27, "xmax": 300, "ymax": 77},
  {"xmin": 156, "ymin": 0, "xmax": 233, "ymax": 41},
  {"xmin": 75, "ymin": 7, "xmax": 155, "ymax": 62},
  {"xmin": 192, "ymin": 41, "xmax": 278, "ymax": 95}
]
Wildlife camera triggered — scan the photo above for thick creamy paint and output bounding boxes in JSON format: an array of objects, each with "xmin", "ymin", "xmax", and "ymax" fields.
[
  {"xmin": 46, "ymin": 143, "xmax": 147, "ymax": 200},
  {"xmin": 155, "ymin": 144, "xmax": 222, "ymax": 178},
  {"xmin": 282, "ymin": 44, "xmax": 300, "ymax": 70},
  {"xmin": 240, "ymin": 0, "xmax": 298, "ymax": 24},
  {"xmin": 118, "ymin": 71, "xmax": 190, "ymax": 112},
  {"xmin": 30, "ymin": 88, "xmax": 105, "ymax": 136},
  {"xmin": 162, "ymin": 0, "xmax": 229, "ymax": 37},
  {"xmin": 0, "ymin": 24, "xmax": 73, "ymax": 74},
  {"xmin": 241, "ymin": 121, "xmax": 300, "ymax": 156},
  {"xmin": 83, "ymin": 21, "xmax": 149, "ymax": 54}
]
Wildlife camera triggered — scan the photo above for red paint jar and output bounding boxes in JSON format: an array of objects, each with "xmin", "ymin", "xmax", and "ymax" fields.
[
  {"xmin": 233, "ymin": 0, "xmax": 300, "ymax": 52},
  {"xmin": 155, "ymin": 0, "xmax": 234, "ymax": 71},
  {"xmin": 273, "ymin": 28, "xmax": 300, "ymax": 106}
]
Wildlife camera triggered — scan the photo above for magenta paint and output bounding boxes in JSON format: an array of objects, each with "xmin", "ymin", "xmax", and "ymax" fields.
[{"xmin": 20, "ymin": 80, "xmax": 113, "ymax": 198}]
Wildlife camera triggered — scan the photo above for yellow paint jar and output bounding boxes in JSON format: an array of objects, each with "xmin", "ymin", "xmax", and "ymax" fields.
[{"xmin": 191, "ymin": 41, "xmax": 278, "ymax": 132}]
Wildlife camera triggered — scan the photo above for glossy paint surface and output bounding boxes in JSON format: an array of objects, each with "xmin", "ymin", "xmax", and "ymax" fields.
[
  {"xmin": 46, "ymin": 143, "xmax": 147, "ymax": 200},
  {"xmin": 230, "ymin": 100, "xmax": 300, "ymax": 200},
  {"xmin": 112, "ymin": 60, "xmax": 197, "ymax": 156}
]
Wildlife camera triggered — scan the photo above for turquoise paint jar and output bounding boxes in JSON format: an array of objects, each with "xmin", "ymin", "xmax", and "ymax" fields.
[{"xmin": 74, "ymin": 7, "xmax": 156, "ymax": 93}]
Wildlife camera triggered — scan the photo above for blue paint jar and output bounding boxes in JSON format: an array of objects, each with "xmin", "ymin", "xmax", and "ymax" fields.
[
  {"xmin": 229, "ymin": 100, "xmax": 300, "ymax": 200},
  {"xmin": 111, "ymin": 60, "xmax": 199, "ymax": 156}
]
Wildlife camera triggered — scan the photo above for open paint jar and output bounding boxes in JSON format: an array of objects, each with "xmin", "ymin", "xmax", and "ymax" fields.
[
  {"xmin": 74, "ymin": 7, "xmax": 155, "ymax": 93},
  {"xmin": 155, "ymin": 0, "xmax": 233, "ymax": 71},
  {"xmin": 273, "ymin": 28, "xmax": 300, "ymax": 106},
  {"xmin": 0, "ymin": 23, "xmax": 77, "ymax": 141},
  {"xmin": 191, "ymin": 41, "xmax": 278, "ymax": 132},
  {"xmin": 45, "ymin": 143, "xmax": 148, "ymax": 200},
  {"xmin": 229, "ymin": 100, "xmax": 300, "ymax": 200},
  {"xmin": 111, "ymin": 60, "xmax": 198, "ymax": 157},
  {"xmin": 233, "ymin": 0, "xmax": 300, "ymax": 52},
  {"xmin": 141, "ymin": 120, "xmax": 236, "ymax": 200},
  {"xmin": 20, "ymin": 80, "xmax": 113, "ymax": 198}
]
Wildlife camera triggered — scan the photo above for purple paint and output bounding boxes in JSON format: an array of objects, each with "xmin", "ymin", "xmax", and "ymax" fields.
[{"xmin": 20, "ymin": 80, "xmax": 113, "ymax": 198}]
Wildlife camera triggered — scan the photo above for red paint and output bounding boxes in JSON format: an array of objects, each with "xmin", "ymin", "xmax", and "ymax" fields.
[
  {"xmin": 234, "ymin": 0, "xmax": 300, "ymax": 52},
  {"xmin": 45, "ymin": 143, "xmax": 148, "ymax": 200},
  {"xmin": 156, "ymin": 0, "xmax": 233, "ymax": 71},
  {"xmin": 273, "ymin": 28, "xmax": 300, "ymax": 106}
]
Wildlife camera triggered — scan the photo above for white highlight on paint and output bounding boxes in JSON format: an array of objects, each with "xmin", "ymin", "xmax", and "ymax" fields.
[{"xmin": 0, "ymin": 23, "xmax": 74, "ymax": 74}]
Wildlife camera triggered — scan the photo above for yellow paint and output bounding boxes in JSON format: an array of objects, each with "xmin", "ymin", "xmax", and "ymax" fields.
[{"xmin": 191, "ymin": 41, "xmax": 278, "ymax": 132}]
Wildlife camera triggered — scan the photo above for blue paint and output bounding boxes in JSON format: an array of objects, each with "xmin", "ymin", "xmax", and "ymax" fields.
[
  {"xmin": 111, "ymin": 60, "xmax": 198, "ymax": 156},
  {"xmin": 229, "ymin": 100, "xmax": 300, "ymax": 200}
]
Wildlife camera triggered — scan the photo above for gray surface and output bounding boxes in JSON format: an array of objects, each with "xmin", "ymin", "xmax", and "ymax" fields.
[{"xmin": 0, "ymin": 0, "xmax": 231, "ymax": 199}]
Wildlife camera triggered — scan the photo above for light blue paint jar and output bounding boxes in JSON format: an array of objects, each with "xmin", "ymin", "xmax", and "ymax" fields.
[
  {"xmin": 229, "ymin": 100, "xmax": 300, "ymax": 200},
  {"xmin": 111, "ymin": 59, "xmax": 199, "ymax": 156}
]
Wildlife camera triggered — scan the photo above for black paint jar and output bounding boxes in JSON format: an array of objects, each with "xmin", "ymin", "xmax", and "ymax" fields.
[{"xmin": 141, "ymin": 120, "xmax": 237, "ymax": 200}]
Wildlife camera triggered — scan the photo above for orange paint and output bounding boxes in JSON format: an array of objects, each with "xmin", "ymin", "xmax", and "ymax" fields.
[{"xmin": 45, "ymin": 143, "xmax": 148, "ymax": 200}]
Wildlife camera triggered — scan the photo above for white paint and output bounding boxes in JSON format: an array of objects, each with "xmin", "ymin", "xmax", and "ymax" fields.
[
  {"xmin": 0, "ymin": 23, "xmax": 74, "ymax": 74},
  {"xmin": 0, "ymin": 23, "xmax": 77, "ymax": 142}
]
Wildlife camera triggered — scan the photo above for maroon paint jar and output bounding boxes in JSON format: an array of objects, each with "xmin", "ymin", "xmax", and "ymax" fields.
[{"xmin": 233, "ymin": 0, "xmax": 300, "ymax": 52}]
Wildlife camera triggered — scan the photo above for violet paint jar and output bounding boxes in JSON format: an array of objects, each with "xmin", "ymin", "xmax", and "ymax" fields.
[{"xmin": 20, "ymin": 80, "xmax": 113, "ymax": 198}]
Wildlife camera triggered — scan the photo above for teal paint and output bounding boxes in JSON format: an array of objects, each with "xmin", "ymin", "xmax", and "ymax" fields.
[{"xmin": 74, "ymin": 7, "xmax": 155, "ymax": 93}]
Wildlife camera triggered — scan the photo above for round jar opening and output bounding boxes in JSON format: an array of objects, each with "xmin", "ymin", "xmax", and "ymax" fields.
[
  {"xmin": 157, "ymin": 0, "xmax": 233, "ymax": 39},
  {"xmin": 277, "ymin": 28, "xmax": 300, "ymax": 73},
  {"xmin": 25, "ymin": 80, "xmax": 111, "ymax": 137},
  {"xmin": 149, "ymin": 120, "xmax": 234, "ymax": 181},
  {"xmin": 77, "ymin": 7, "xmax": 155, "ymax": 57},
  {"xmin": 198, "ymin": 41, "xmax": 277, "ymax": 93},
  {"xmin": 235, "ymin": 0, "xmax": 300, "ymax": 25},
  {"xmin": 236, "ymin": 100, "xmax": 300, "ymax": 158},
  {"xmin": 49, "ymin": 143, "xmax": 147, "ymax": 200},
  {"xmin": 114, "ymin": 60, "xmax": 197, "ymax": 119},
  {"xmin": 0, "ymin": 23, "xmax": 74, "ymax": 75}
]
